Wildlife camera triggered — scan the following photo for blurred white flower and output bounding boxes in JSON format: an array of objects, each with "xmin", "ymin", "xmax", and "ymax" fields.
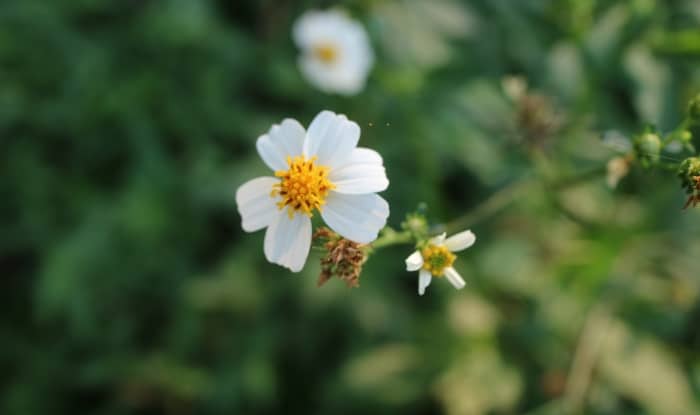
[
  {"xmin": 293, "ymin": 10, "xmax": 373, "ymax": 95},
  {"xmin": 405, "ymin": 230, "xmax": 476, "ymax": 296},
  {"xmin": 236, "ymin": 110, "xmax": 389, "ymax": 272}
]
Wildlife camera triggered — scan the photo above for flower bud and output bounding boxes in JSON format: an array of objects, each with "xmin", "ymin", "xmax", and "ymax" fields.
[
  {"xmin": 402, "ymin": 212, "xmax": 429, "ymax": 240},
  {"xmin": 633, "ymin": 132, "xmax": 662, "ymax": 166}
]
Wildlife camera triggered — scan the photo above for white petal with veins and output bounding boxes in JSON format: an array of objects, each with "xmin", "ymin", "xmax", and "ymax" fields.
[
  {"xmin": 321, "ymin": 192, "xmax": 389, "ymax": 243},
  {"xmin": 235, "ymin": 177, "xmax": 280, "ymax": 232},
  {"xmin": 256, "ymin": 119, "xmax": 306, "ymax": 171},
  {"xmin": 263, "ymin": 213, "xmax": 312, "ymax": 272}
]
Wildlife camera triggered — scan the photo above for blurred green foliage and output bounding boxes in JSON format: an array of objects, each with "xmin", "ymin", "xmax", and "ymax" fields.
[{"xmin": 2, "ymin": 0, "xmax": 700, "ymax": 414}]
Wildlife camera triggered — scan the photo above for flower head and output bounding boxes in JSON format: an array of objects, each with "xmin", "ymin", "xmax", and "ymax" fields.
[
  {"xmin": 293, "ymin": 10, "xmax": 374, "ymax": 95},
  {"xmin": 405, "ymin": 230, "xmax": 476, "ymax": 296},
  {"xmin": 236, "ymin": 110, "xmax": 389, "ymax": 272}
]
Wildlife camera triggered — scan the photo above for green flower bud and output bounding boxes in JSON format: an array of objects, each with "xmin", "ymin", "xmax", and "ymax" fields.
[
  {"xmin": 633, "ymin": 132, "xmax": 661, "ymax": 167},
  {"xmin": 680, "ymin": 130, "xmax": 692, "ymax": 143},
  {"xmin": 688, "ymin": 94, "xmax": 700, "ymax": 122},
  {"xmin": 678, "ymin": 157, "xmax": 700, "ymax": 194},
  {"xmin": 401, "ymin": 212, "xmax": 429, "ymax": 239}
]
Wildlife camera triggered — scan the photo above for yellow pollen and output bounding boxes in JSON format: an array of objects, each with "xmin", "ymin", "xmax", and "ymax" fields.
[
  {"xmin": 421, "ymin": 244, "xmax": 456, "ymax": 276},
  {"xmin": 271, "ymin": 156, "xmax": 335, "ymax": 219},
  {"xmin": 313, "ymin": 44, "xmax": 339, "ymax": 64}
]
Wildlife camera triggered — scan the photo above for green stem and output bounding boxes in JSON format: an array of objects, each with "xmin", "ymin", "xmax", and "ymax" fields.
[{"xmin": 370, "ymin": 229, "xmax": 412, "ymax": 250}]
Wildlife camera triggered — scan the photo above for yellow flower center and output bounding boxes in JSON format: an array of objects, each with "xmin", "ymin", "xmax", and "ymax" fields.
[
  {"xmin": 421, "ymin": 244, "xmax": 456, "ymax": 276},
  {"xmin": 313, "ymin": 44, "xmax": 339, "ymax": 64},
  {"xmin": 271, "ymin": 156, "xmax": 335, "ymax": 218}
]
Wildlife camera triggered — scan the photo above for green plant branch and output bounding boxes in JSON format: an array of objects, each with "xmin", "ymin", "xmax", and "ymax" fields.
[{"xmin": 369, "ymin": 228, "xmax": 412, "ymax": 250}]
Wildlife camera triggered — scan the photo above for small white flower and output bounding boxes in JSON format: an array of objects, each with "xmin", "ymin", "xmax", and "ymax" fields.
[
  {"xmin": 293, "ymin": 10, "xmax": 374, "ymax": 95},
  {"xmin": 405, "ymin": 230, "xmax": 476, "ymax": 296},
  {"xmin": 236, "ymin": 110, "xmax": 389, "ymax": 272}
]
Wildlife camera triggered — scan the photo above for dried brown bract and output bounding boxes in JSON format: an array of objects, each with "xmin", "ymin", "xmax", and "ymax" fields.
[
  {"xmin": 516, "ymin": 93, "xmax": 564, "ymax": 148},
  {"xmin": 314, "ymin": 227, "xmax": 367, "ymax": 288}
]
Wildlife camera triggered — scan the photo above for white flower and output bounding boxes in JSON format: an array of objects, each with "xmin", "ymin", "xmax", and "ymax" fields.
[
  {"xmin": 405, "ymin": 230, "xmax": 476, "ymax": 296},
  {"xmin": 236, "ymin": 110, "xmax": 390, "ymax": 272},
  {"xmin": 293, "ymin": 10, "xmax": 374, "ymax": 95}
]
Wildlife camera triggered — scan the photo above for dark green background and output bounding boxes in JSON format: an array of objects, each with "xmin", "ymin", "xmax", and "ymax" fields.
[{"xmin": 2, "ymin": 1, "xmax": 700, "ymax": 414}]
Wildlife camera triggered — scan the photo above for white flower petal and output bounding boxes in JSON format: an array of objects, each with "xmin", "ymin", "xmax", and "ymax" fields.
[
  {"xmin": 293, "ymin": 10, "xmax": 349, "ymax": 49},
  {"xmin": 342, "ymin": 147, "xmax": 383, "ymax": 165},
  {"xmin": 256, "ymin": 118, "xmax": 306, "ymax": 171},
  {"xmin": 263, "ymin": 213, "xmax": 312, "ymax": 272},
  {"xmin": 235, "ymin": 177, "xmax": 279, "ymax": 232},
  {"xmin": 405, "ymin": 251, "xmax": 424, "ymax": 272},
  {"xmin": 298, "ymin": 57, "xmax": 368, "ymax": 95},
  {"xmin": 330, "ymin": 147, "xmax": 387, "ymax": 194},
  {"xmin": 418, "ymin": 269, "xmax": 432, "ymax": 296},
  {"xmin": 430, "ymin": 233, "xmax": 446, "ymax": 246},
  {"xmin": 303, "ymin": 110, "xmax": 360, "ymax": 167},
  {"xmin": 443, "ymin": 267, "xmax": 466, "ymax": 290},
  {"xmin": 444, "ymin": 230, "xmax": 476, "ymax": 252},
  {"xmin": 321, "ymin": 192, "xmax": 389, "ymax": 243}
]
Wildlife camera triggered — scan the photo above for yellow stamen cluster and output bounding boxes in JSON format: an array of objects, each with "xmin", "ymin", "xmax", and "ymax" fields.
[
  {"xmin": 421, "ymin": 244, "xmax": 456, "ymax": 276},
  {"xmin": 313, "ymin": 44, "xmax": 339, "ymax": 64},
  {"xmin": 272, "ymin": 156, "xmax": 335, "ymax": 218}
]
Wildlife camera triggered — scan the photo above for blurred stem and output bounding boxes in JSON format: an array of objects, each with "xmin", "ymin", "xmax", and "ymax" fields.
[
  {"xmin": 441, "ymin": 164, "xmax": 606, "ymax": 234},
  {"xmin": 439, "ymin": 178, "xmax": 534, "ymax": 234},
  {"xmin": 370, "ymin": 160, "xmax": 607, "ymax": 251},
  {"xmin": 563, "ymin": 303, "xmax": 613, "ymax": 414},
  {"xmin": 530, "ymin": 148, "xmax": 607, "ymax": 228}
]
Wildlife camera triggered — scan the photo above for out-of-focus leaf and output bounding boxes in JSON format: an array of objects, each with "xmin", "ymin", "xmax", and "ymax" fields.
[
  {"xmin": 374, "ymin": 0, "xmax": 475, "ymax": 69},
  {"xmin": 122, "ymin": 355, "xmax": 210, "ymax": 405},
  {"xmin": 652, "ymin": 30, "xmax": 700, "ymax": 56},
  {"xmin": 599, "ymin": 320, "xmax": 699, "ymax": 415},
  {"xmin": 624, "ymin": 45, "xmax": 672, "ymax": 125},
  {"xmin": 435, "ymin": 348, "xmax": 522, "ymax": 415},
  {"xmin": 342, "ymin": 344, "xmax": 420, "ymax": 404},
  {"xmin": 448, "ymin": 292, "xmax": 499, "ymax": 336},
  {"xmin": 585, "ymin": 4, "xmax": 629, "ymax": 64}
]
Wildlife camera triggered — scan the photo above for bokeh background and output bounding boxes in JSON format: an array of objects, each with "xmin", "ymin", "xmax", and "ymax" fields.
[{"xmin": 2, "ymin": 0, "xmax": 700, "ymax": 414}]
